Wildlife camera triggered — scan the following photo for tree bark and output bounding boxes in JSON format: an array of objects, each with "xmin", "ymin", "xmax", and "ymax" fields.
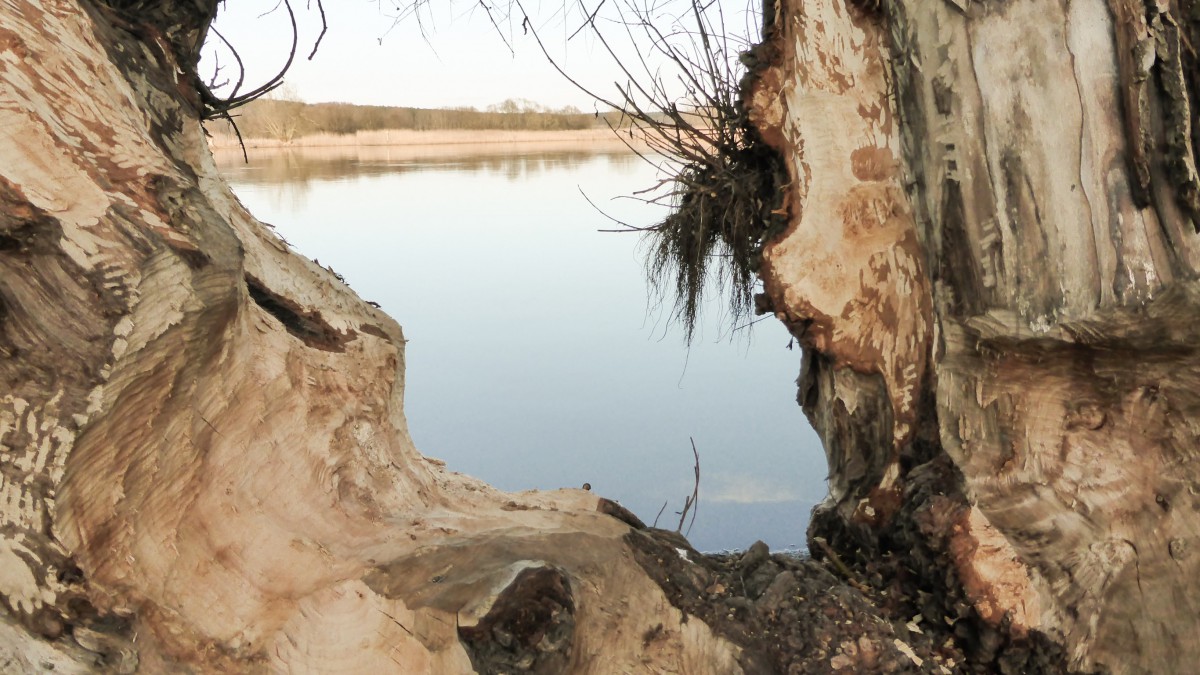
[
  {"xmin": 0, "ymin": 1, "xmax": 749, "ymax": 671},
  {"xmin": 747, "ymin": 0, "xmax": 1200, "ymax": 672}
]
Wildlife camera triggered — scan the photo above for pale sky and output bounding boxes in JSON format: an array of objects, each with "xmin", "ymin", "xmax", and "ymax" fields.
[{"xmin": 204, "ymin": 0, "xmax": 759, "ymax": 111}]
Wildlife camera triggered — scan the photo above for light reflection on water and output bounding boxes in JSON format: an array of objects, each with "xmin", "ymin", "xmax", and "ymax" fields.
[{"xmin": 216, "ymin": 145, "xmax": 827, "ymax": 552}]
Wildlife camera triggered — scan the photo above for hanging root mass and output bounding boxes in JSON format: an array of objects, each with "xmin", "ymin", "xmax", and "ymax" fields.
[
  {"xmin": 520, "ymin": 0, "xmax": 788, "ymax": 341},
  {"xmin": 647, "ymin": 122, "xmax": 787, "ymax": 341},
  {"xmin": 620, "ymin": 1, "xmax": 788, "ymax": 342}
]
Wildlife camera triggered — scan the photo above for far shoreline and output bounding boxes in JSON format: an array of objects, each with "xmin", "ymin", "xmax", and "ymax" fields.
[{"xmin": 208, "ymin": 127, "xmax": 645, "ymax": 152}]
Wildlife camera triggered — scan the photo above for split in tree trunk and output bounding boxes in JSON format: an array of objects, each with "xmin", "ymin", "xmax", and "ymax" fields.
[{"xmin": 4, "ymin": 0, "xmax": 1200, "ymax": 672}]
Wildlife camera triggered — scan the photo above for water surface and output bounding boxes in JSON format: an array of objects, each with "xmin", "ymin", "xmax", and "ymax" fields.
[{"xmin": 216, "ymin": 144, "xmax": 828, "ymax": 552}]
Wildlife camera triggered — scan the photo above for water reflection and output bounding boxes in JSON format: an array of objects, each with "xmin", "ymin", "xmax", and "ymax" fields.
[
  {"xmin": 218, "ymin": 145, "xmax": 827, "ymax": 552},
  {"xmin": 215, "ymin": 145, "xmax": 641, "ymax": 186},
  {"xmin": 215, "ymin": 146, "xmax": 645, "ymax": 221}
]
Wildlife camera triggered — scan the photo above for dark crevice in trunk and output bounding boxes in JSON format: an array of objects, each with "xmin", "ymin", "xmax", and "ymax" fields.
[
  {"xmin": 244, "ymin": 275, "xmax": 354, "ymax": 352},
  {"xmin": 458, "ymin": 566, "xmax": 576, "ymax": 675}
]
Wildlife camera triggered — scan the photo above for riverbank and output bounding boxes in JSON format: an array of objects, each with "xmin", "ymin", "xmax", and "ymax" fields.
[
  {"xmin": 209, "ymin": 128, "xmax": 650, "ymax": 167},
  {"xmin": 209, "ymin": 128, "xmax": 641, "ymax": 151}
]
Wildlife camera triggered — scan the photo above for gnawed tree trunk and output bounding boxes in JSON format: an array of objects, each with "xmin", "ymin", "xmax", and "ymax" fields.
[
  {"xmin": 4, "ymin": 1, "xmax": 967, "ymax": 673},
  {"xmin": 0, "ymin": 1, "xmax": 755, "ymax": 671},
  {"xmin": 747, "ymin": 0, "xmax": 1200, "ymax": 672}
]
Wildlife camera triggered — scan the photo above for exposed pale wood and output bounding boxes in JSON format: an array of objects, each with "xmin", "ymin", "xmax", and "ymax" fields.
[
  {"xmin": 747, "ymin": 0, "xmax": 932, "ymax": 456},
  {"xmin": 746, "ymin": 0, "xmax": 1200, "ymax": 671},
  {"xmin": 0, "ymin": 1, "xmax": 747, "ymax": 671}
]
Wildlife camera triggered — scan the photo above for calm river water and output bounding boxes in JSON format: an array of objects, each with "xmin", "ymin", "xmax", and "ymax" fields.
[{"xmin": 215, "ymin": 143, "xmax": 827, "ymax": 552}]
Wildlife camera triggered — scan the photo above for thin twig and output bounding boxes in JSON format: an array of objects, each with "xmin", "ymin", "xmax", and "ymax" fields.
[
  {"xmin": 685, "ymin": 437, "xmax": 700, "ymax": 536},
  {"xmin": 653, "ymin": 501, "xmax": 668, "ymax": 528},
  {"xmin": 307, "ymin": 0, "xmax": 328, "ymax": 60},
  {"xmin": 475, "ymin": 0, "xmax": 514, "ymax": 54},
  {"xmin": 578, "ymin": 187, "xmax": 646, "ymax": 232},
  {"xmin": 200, "ymin": 0, "xmax": 331, "ymax": 120},
  {"xmin": 209, "ymin": 27, "xmax": 245, "ymax": 100},
  {"xmin": 812, "ymin": 536, "xmax": 871, "ymax": 593},
  {"xmin": 568, "ymin": 0, "xmax": 608, "ymax": 41},
  {"xmin": 220, "ymin": 110, "xmax": 249, "ymax": 163},
  {"xmin": 511, "ymin": 0, "xmax": 784, "ymax": 342},
  {"xmin": 675, "ymin": 437, "xmax": 701, "ymax": 534}
]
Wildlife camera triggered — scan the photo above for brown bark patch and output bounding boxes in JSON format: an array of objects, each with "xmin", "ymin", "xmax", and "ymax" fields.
[
  {"xmin": 849, "ymin": 146, "xmax": 898, "ymax": 182},
  {"xmin": 357, "ymin": 323, "xmax": 391, "ymax": 342},
  {"xmin": 0, "ymin": 27, "xmax": 29, "ymax": 60},
  {"xmin": 929, "ymin": 500, "xmax": 1040, "ymax": 636},
  {"xmin": 596, "ymin": 497, "xmax": 646, "ymax": 529},
  {"xmin": 837, "ymin": 183, "xmax": 906, "ymax": 239}
]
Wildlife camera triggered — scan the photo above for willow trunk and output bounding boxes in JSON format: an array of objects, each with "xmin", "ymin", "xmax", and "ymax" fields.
[{"xmin": 747, "ymin": 0, "xmax": 1200, "ymax": 672}]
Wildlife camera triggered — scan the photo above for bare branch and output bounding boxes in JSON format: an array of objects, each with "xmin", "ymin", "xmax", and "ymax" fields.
[
  {"xmin": 568, "ymin": 0, "xmax": 608, "ymax": 41},
  {"xmin": 676, "ymin": 437, "xmax": 700, "ymax": 535},
  {"xmin": 578, "ymin": 187, "xmax": 646, "ymax": 232},
  {"xmin": 208, "ymin": 27, "xmax": 245, "ymax": 100},
  {"xmin": 476, "ymin": 0, "xmax": 514, "ymax": 55},
  {"xmin": 307, "ymin": 0, "xmax": 328, "ymax": 60},
  {"xmin": 200, "ymin": 0, "xmax": 330, "ymax": 120}
]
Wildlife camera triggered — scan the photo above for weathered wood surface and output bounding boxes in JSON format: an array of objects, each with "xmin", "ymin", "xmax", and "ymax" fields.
[
  {"xmin": 0, "ymin": 1, "xmax": 752, "ymax": 671},
  {"xmin": 747, "ymin": 0, "xmax": 1200, "ymax": 672}
]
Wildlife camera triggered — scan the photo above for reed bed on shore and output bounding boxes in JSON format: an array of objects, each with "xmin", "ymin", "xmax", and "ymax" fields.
[{"xmin": 206, "ymin": 128, "xmax": 642, "ymax": 151}]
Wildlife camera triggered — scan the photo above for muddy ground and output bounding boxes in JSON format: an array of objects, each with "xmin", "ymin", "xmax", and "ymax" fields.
[{"xmin": 461, "ymin": 460, "xmax": 1084, "ymax": 674}]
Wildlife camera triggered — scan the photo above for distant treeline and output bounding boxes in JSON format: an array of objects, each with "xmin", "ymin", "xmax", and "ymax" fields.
[{"xmin": 219, "ymin": 97, "xmax": 631, "ymax": 141}]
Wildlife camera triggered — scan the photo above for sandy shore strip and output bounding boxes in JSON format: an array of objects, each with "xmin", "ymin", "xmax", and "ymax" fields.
[
  {"xmin": 209, "ymin": 128, "xmax": 653, "ymax": 166},
  {"xmin": 208, "ymin": 128, "xmax": 644, "ymax": 151}
]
